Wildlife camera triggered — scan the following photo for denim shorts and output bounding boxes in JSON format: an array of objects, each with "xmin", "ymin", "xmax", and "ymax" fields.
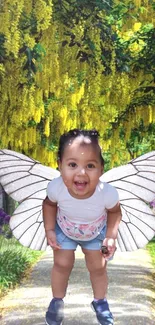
[{"xmin": 55, "ymin": 223, "xmax": 107, "ymax": 250}]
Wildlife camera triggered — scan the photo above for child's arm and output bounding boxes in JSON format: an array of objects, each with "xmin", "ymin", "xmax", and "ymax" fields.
[
  {"xmin": 102, "ymin": 202, "xmax": 122, "ymax": 259},
  {"xmin": 106, "ymin": 202, "xmax": 122, "ymax": 239},
  {"xmin": 42, "ymin": 197, "xmax": 61, "ymax": 249}
]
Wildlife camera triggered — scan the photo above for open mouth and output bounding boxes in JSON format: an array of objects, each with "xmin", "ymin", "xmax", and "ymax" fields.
[{"xmin": 74, "ymin": 181, "xmax": 87, "ymax": 190}]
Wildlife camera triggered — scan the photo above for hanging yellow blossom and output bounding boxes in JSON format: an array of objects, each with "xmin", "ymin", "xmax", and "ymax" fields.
[
  {"xmin": 0, "ymin": 0, "xmax": 154, "ymax": 167},
  {"xmin": 44, "ymin": 118, "xmax": 50, "ymax": 137},
  {"xmin": 33, "ymin": 0, "xmax": 53, "ymax": 32}
]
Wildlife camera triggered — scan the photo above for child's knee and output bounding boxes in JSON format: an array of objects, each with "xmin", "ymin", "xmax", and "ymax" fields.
[
  {"xmin": 54, "ymin": 252, "xmax": 74, "ymax": 272},
  {"xmin": 90, "ymin": 262, "xmax": 106, "ymax": 275},
  {"xmin": 83, "ymin": 250, "xmax": 106, "ymax": 274}
]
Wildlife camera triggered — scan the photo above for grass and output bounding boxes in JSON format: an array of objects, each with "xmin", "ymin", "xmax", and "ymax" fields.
[
  {"xmin": 147, "ymin": 238, "xmax": 155, "ymax": 269},
  {"xmin": 0, "ymin": 235, "xmax": 43, "ymax": 297}
]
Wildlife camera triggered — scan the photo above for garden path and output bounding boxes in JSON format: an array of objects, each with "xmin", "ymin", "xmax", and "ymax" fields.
[{"xmin": 0, "ymin": 248, "xmax": 155, "ymax": 325}]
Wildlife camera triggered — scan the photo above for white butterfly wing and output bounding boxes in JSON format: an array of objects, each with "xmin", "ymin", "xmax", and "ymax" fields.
[
  {"xmin": 101, "ymin": 151, "xmax": 155, "ymax": 251},
  {"xmin": 1, "ymin": 149, "xmax": 155, "ymax": 252},
  {"xmin": 0, "ymin": 149, "xmax": 60, "ymax": 250}
]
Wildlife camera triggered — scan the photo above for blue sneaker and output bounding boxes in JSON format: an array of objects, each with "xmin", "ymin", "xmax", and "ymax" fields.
[
  {"xmin": 45, "ymin": 298, "xmax": 64, "ymax": 325},
  {"xmin": 91, "ymin": 299, "xmax": 114, "ymax": 325}
]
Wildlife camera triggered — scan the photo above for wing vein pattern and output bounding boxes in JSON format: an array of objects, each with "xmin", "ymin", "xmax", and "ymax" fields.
[
  {"xmin": 0, "ymin": 149, "xmax": 60, "ymax": 250},
  {"xmin": 0, "ymin": 149, "xmax": 155, "ymax": 251},
  {"xmin": 101, "ymin": 151, "xmax": 155, "ymax": 251}
]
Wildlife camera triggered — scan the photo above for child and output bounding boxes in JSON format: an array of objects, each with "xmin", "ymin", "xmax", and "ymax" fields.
[{"xmin": 43, "ymin": 129, "xmax": 122, "ymax": 325}]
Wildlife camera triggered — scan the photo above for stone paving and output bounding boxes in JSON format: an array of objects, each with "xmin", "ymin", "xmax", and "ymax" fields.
[{"xmin": 0, "ymin": 248, "xmax": 155, "ymax": 325}]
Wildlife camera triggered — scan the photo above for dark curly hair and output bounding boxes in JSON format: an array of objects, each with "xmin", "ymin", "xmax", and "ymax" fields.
[{"xmin": 57, "ymin": 128, "xmax": 104, "ymax": 166}]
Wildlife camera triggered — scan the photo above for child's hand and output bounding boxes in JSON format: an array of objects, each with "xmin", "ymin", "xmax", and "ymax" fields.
[
  {"xmin": 101, "ymin": 237, "xmax": 116, "ymax": 260},
  {"xmin": 46, "ymin": 230, "xmax": 61, "ymax": 250}
]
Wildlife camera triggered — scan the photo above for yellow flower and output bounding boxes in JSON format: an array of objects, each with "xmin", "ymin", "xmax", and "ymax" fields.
[
  {"xmin": 133, "ymin": 22, "xmax": 142, "ymax": 32},
  {"xmin": 24, "ymin": 34, "xmax": 36, "ymax": 49},
  {"xmin": 44, "ymin": 118, "xmax": 50, "ymax": 137}
]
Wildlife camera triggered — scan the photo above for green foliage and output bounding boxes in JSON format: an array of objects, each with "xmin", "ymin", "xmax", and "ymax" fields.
[
  {"xmin": 133, "ymin": 26, "xmax": 155, "ymax": 77},
  {"xmin": 147, "ymin": 238, "xmax": 155, "ymax": 268},
  {"xmin": 0, "ymin": 34, "xmax": 6, "ymax": 63},
  {"xmin": 0, "ymin": 0, "xmax": 155, "ymax": 163},
  {"xmin": 53, "ymin": 0, "xmax": 113, "ymax": 23},
  {"xmin": 126, "ymin": 122, "xmax": 155, "ymax": 157},
  {"xmin": 0, "ymin": 236, "xmax": 43, "ymax": 296},
  {"xmin": 23, "ymin": 43, "xmax": 46, "ymax": 85}
]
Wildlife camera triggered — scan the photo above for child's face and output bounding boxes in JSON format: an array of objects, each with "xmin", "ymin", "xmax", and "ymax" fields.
[{"xmin": 58, "ymin": 138, "xmax": 103, "ymax": 199}]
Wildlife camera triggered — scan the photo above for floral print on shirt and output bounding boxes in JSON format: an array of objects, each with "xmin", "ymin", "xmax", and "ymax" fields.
[{"xmin": 57, "ymin": 213, "xmax": 107, "ymax": 241}]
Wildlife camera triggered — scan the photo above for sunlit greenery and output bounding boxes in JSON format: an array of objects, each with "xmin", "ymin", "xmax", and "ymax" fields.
[{"xmin": 0, "ymin": 0, "xmax": 154, "ymax": 168}]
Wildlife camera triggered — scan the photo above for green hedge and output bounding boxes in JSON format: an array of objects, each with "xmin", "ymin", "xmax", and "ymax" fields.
[{"xmin": 0, "ymin": 236, "xmax": 43, "ymax": 296}]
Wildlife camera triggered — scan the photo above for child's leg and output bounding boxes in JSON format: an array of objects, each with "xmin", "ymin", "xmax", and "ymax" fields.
[
  {"xmin": 51, "ymin": 249, "xmax": 75, "ymax": 298},
  {"xmin": 82, "ymin": 249, "xmax": 107, "ymax": 298},
  {"xmin": 82, "ymin": 249, "xmax": 113, "ymax": 325},
  {"xmin": 46, "ymin": 249, "xmax": 75, "ymax": 325}
]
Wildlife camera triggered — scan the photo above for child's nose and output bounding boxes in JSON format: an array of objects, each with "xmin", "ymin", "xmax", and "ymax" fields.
[{"xmin": 78, "ymin": 168, "xmax": 86, "ymax": 175}]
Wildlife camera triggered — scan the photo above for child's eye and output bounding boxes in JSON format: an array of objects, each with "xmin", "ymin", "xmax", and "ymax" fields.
[
  {"xmin": 68, "ymin": 162, "xmax": 77, "ymax": 168},
  {"xmin": 87, "ymin": 163, "xmax": 95, "ymax": 169}
]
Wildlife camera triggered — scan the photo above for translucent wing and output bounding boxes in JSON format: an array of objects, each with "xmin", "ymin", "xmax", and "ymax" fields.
[
  {"xmin": 0, "ymin": 149, "xmax": 60, "ymax": 250},
  {"xmin": 101, "ymin": 151, "xmax": 155, "ymax": 251}
]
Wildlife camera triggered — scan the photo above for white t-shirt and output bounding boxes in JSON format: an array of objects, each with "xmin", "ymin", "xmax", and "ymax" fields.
[{"xmin": 47, "ymin": 176, "xmax": 119, "ymax": 241}]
